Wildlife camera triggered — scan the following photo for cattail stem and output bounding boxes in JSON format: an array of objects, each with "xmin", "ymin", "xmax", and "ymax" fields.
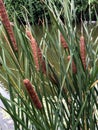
[
  {"xmin": 26, "ymin": 26, "xmax": 46, "ymax": 74},
  {"xmin": 23, "ymin": 79, "xmax": 42, "ymax": 110},
  {"xmin": 0, "ymin": 0, "xmax": 18, "ymax": 51},
  {"xmin": 80, "ymin": 35, "xmax": 86, "ymax": 70}
]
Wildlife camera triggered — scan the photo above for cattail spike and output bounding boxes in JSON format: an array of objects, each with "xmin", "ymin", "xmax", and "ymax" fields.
[
  {"xmin": 26, "ymin": 26, "xmax": 46, "ymax": 74},
  {"xmin": 26, "ymin": 27, "xmax": 40, "ymax": 70},
  {"xmin": 60, "ymin": 33, "xmax": 68, "ymax": 49},
  {"xmin": 0, "ymin": 0, "xmax": 18, "ymax": 51},
  {"xmin": 80, "ymin": 35, "xmax": 86, "ymax": 70},
  {"xmin": 23, "ymin": 79, "xmax": 42, "ymax": 110},
  {"xmin": 37, "ymin": 47, "xmax": 46, "ymax": 74},
  {"xmin": 67, "ymin": 55, "xmax": 77, "ymax": 74}
]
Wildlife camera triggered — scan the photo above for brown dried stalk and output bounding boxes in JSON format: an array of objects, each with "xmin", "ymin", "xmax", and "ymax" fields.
[{"xmin": 23, "ymin": 79, "xmax": 42, "ymax": 110}]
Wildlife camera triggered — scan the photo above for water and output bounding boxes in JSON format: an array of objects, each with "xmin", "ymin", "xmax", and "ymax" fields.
[{"xmin": 0, "ymin": 83, "xmax": 14, "ymax": 130}]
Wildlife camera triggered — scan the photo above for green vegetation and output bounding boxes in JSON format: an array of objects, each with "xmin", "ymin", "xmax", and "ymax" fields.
[
  {"xmin": 74, "ymin": 0, "xmax": 98, "ymax": 21},
  {"xmin": 0, "ymin": 0, "xmax": 98, "ymax": 130},
  {"xmin": 4, "ymin": 0, "xmax": 98, "ymax": 24},
  {"xmin": 4, "ymin": 0, "xmax": 48, "ymax": 24}
]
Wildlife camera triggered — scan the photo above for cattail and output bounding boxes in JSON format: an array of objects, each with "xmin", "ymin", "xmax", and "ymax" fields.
[
  {"xmin": 26, "ymin": 27, "xmax": 46, "ymax": 74},
  {"xmin": 80, "ymin": 35, "xmax": 86, "ymax": 70},
  {"xmin": 60, "ymin": 33, "xmax": 68, "ymax": 49},
  {"xmin": 67, "ymin": 55, "xmax": 77, "ymax": 74},
  {"xmin": 0, "ymin": 0, "xmax": 18, "ymax": 51},
  {"xmin": 26, "ymin": 28, "xmax": 39, "ymax": 70},
  {"xmin": 37, "ymin": 47, "xmax": 46, "ymax": 74},
  {"xmin": 23, "ymin": 79, "xmax": 42, "ymax": 110}
]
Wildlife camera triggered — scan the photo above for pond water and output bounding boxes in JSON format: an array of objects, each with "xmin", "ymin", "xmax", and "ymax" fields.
[
  {"xmin": 0, "ymin": 23, "xmax": 98, "ymax": 129},
  {"xmin": 0, "ymin": 83, "xmax": 14, "ymax": 130}
]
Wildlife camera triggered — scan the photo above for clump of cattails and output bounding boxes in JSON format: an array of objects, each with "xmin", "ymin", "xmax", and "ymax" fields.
[
  {"xmin": 26, "ymin": 26, "xmax": 46, "ymax": 74},
  {"xmin": 67, "ymin": 55, "xmax": 77, "ymax": 74},
  {"xmin": 60, "ymin": 33, "xmax": 68, "ymax": 49},
  {"xmin": 80, "ymin": 35, "xmax": 86, "ymax": 70},
  {"xmin": 23, "ymin": 79, "xmax": 42, "ymax": 110},
  {"xmin": 0, "ymin": 0, "xmax": 18, "ymax": 51}
]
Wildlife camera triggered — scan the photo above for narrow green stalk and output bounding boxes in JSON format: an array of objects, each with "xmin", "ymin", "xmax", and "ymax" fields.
[{"xmin": 73, "ymin": 94, "xmax": 88, "ymax": 130}]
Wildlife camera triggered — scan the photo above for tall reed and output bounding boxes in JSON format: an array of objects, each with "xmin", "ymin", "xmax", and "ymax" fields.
[{"xmin": 0, "ymin": 0, "xmax": 18, "ymax": 51}]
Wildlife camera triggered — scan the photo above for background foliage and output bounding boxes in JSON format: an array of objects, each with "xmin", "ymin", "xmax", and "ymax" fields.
[
  {"xmin": 4, "ymin": 0, "xmax": 48, "ymax": 24},
  {"xmin": 74, "ymin": 0, "xmax": 98, "ymax": 21},
  {"xmin": 4, "ymin": 0, "xmax": 98, "ymax": 24}
]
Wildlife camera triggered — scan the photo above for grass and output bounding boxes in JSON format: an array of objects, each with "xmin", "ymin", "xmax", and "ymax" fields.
[{"xmin": 0, "ymin": 0, "xmax": 98, "ymax": 130}]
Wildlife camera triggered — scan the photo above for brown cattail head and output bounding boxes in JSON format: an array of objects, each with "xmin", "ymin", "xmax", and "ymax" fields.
[
  {"xmin": 60, "ymin": 33, "xmax": 68, "ymax": 49},
  {"xmin": 26, "ymin": 28, "xmax": 39, "ymax": 70},
  {"xmin": 0, "ymin": 0, "xmax": 18, "ymax": 51},
  {"xmin": 67, "ymin": 55, "xmax": 77, "ymax": 74},
  {"xmin": 80, "ymin": 35, "xmax": 86, "ymax": 70},
  {"xmin": 37, "ymin": 47, "xmax": 46, "ymax": 74},
  {"xmin": 23, "ymin": 79, "xmax": 42, "ymax": 110},
  {"xmin": 26, "ymin": 26, "xmax": 46, "ymax": 74}
]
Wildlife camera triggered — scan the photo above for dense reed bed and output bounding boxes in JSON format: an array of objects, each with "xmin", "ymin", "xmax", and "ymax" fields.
[{"xmin": 0, "ymin": 0, "xmax": 98, "ymax": 130}]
